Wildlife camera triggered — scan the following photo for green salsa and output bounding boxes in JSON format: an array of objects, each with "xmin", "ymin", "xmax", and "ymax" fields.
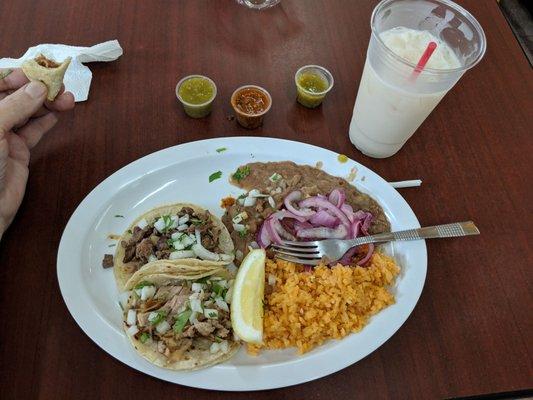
[
  {"xmin": 297, "ymin": 72, "xmax": 328, "ymax": 94},
  {"xmin": 178, "ymin": 77, "xmax": 215, "ymax": 105},
  {"xmin": 295, "ymin": 70, "xmax": 331, "ymax": 108},
  {"xmin": 176, "ymin": 75, "xmax": 217, "ymax": 118}
]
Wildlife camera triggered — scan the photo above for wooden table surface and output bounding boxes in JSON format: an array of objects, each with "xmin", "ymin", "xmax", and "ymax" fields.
[{"xmin": 1, "ymin": 0, "xmax": 531, "ymax": 398}]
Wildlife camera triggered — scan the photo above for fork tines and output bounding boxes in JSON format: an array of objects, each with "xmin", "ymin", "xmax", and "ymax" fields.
[{"xmin": 271, "ymin": 241, "xmax": 322, "ymax": 265}]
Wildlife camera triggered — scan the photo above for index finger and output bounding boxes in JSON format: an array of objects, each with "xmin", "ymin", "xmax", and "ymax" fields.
[{"xmin": 0, "ymin": 69, "xmax": 30, "ymax": 92}]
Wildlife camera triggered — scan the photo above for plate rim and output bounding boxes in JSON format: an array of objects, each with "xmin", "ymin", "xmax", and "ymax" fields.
[{"xmin": 57, "ymin": 136, "xmax": 427, "ymax": 391}]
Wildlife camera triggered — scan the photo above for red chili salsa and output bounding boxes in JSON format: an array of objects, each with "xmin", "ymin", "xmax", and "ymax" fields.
[{"xmin": 233, "ymin": 88, "xmax": 269, "ymax": 115}]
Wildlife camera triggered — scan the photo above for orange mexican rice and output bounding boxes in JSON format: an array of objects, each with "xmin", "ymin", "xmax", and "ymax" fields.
[{"xmin": 248, "ymin": 252, "xmax": 400, "ymax": 355}]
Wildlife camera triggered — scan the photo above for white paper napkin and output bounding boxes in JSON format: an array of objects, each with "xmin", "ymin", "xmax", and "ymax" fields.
[{"xmin": 0, "ymin": 39, "xmax": 123, "ymax": 102}]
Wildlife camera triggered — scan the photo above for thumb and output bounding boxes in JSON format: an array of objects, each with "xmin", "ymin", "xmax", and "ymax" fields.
[{"xmin": 0, "ymin": 81, "xmax": 47, "ymax": 137}]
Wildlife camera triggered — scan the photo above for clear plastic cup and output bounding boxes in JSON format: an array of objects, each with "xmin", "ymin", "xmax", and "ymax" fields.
[
  {"xmin": 295, "ymin": 65, "xmax": 334, "ymax": 108},
  {"xmin": 235, "ymin": 0, "xmax": 281, "ymax": 10},
  {"xmin": 349, "ymin": 0, "xmax": 487, "ymax": 158},
  {"xmin": 175, "ymin": 75, "xmax": 217, "ymax": 118}
]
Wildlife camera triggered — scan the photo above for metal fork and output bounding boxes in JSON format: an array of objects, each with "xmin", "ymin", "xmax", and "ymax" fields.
[{"xmin": 271, "ymin": 221, "xmax": 480, "ymax": 265}]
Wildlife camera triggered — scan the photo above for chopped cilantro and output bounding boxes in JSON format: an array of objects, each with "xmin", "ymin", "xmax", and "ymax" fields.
[
  {"xmin": 214, "ymin": 336, "xmax": 222, "ymax": 343},
  {"xmin": 173, "ymin": 309, "xmax": 192, "ymax": 333},
  {"xmin": 190, "ymin": 218, "xmax": 205, "ymax": 226},
  {"xmin": 209, "ymin": 171, "xmax": 222, "ymax": 183},
  {"xmin": 127, "ymin": 229, "xmax": 132, "ymax": 234},
  {"xmin": 237, "ymin": 193, "xmax": 247, "ymax": 200},
  {"xmin": 184, "ymin": 244, "xmax": 193, "ymax": 250},
  {"xmin": 216, "ymin": 147, "xmax": 227, "ymax": 153},
  {"xmin": 208, "ymin": 312, "xmax": 217, "ymax": 318},
  {"xmin": 161, "ymin": 215, "xmax": 173, "ymax": 232},
  {"xmin": 114, "ymin": 214, "xmax": 125, "ymax": 218},
  {"xmin": 118, "ymin": 301, "xmax": 124, "ymax": 311},
  {"xmin": 238, "ymin": 228, "xmax": 248, "ymax": 238},
  {"xmin": 108, "ymin": 244, "xmax": 116, "ymax": 247},
  {"xmin": 212, "ymin": 283, "xmax": 225, "ymax": 297},
  {"xmin": 232, "ymin": 166, "xmax": 250, "ymax": 182},
  {"xmin": 149, "ymin": 310, "xmax": 167, "ymax": 326},
  {"xmin": 166, "ymin": 239, "xmax": 175, "ymax": 249},
  {"xmin": 134, "ymin": 281, "xmax": 154, "ymax": 290},
  {"xmin": 195, "ymin": 276, "xmax": 210, "ymax": 284},
  {"xmin": 139, "ymin": 332, "xmax": 150, "ymax": 343},
  {"xmin": 269, "ymin": 172, "xmax": 282, "ymax": 183}
]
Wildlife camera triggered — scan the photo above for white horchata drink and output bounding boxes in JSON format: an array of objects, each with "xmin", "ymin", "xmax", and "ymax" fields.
[{"xmin": 349, "ymin": 0, "xmax": 487, "ymax": 158}]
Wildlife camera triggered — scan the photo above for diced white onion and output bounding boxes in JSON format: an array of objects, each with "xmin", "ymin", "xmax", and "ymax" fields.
[
  {"xmin": 243, "ymin": 196, "xmax": 256, "ymax": 207},
  {"xmin": 154, "ymin": 218, "xmax": 166, "ymax": 232},
  {"xmin": 210, "ymin": 342, "xmax": 220, "ymax": 354},
  {"xmin": 171, "ymin": 232, "xmax": 183, "ymax": 240},
  {"xmin": 170, "ymin": 215, "xmax": 179, "ymax": 228},
  {"xmin": 173, "ymin": 241, "xmax": 185, "ymax": 250},
  {"xmin": 204, "ymin": 308, "xmax": 218, "ymax": 319},
  {"xmin": 119, "ymin": 291, "xmax": 131, "ymax": 308},
  {"xmin": 250, "ymin": 241, "xmax": 259, "ymax": 249},
  {"xmin": 178, "ymin": 214, "xmax": 190, "ymax": 225},
  {"xmin": 235, "ymin": 250, "xmax": 243, "ymax": 261},
  {"xmin": 126, "ymin": 325, "xmax": 139, "ymax": 337},
  {"xmin": 189, "ymin": 311, "xmax": 199, "ymax": 324},
  {"xmin": 147, "ymin": 254, "xmax": 158, "ymax": 263},
  {"xmin": 136, "ymin": 218, "xmax": 148, "ymax": 230},
  {"xmin": 192, "ymin": 283, "xmax": 204, "ymax": 292},
  {"xmin": 232, "ymin": 211, "xmax": 248, "ymax": 224},
  {"xmin": 148, "ymin": 312, "xmax": 158, "ymax": 323},
  {"xmin": 169, "ymin": 250, "xmax": 195, "ymax": 259},
  {"xmin": 268, "ymin": 274, "xmax": 276, "ymax": 286},
  {"xmin": 134, "ymin": 289, "xmax": 142, "ymax": 297},
  {"xmin": 225, "ymin": 283, "xmax": 234, "ymax": 304},
  {"xmin": 226, "ymin": 264, "xmax": 237, "ymax": 275},
  {"xmin": 126, "ymin": 309, "xmax": 137, "ymax": 325},
  {"xmin": 181, "ymin": 235, "xmax": 195, "ymax": 247},
  {"xmin": 219, "ymin": 340, "xmax": 229, "ymax": 353},
  {"xmin": 140, "ymin": 285, "xmax": 156, "ymax": 300},
  {"xmin": 156, "ymin": 320, "xmax": 171, "ymax": 334},
  {"xmin": 274, "ymin": 187, "xmax": 282, "ymax": 194},
  {"xmin": 192, "ymin": 243, "xmax": 233, "ymax": 262},
  {"xmin": 190, "ymin": 298, "xmax": 203, "ymax": 313},
  {"xmin": 215, "ymin": 298, "xmax": 229, "ymax": 312},
  {"xmin": 238, "ymin": 197, "xmax": 245, "ymax": 205},
  {"xmin": 248, "ymin": 189, "xmax": 269, "ymax": 198},
  {"xmin": 268, "ymin": 196, "xmax": 276, "ymax": 209},
  {"xmin": 218, "ymin": 280, "xmax": 228, "ymax": 288},
  {"xmin": 232, "ymin": 223, "xmax": 246, "ymax": 232},
  {"xmin": 177, "ymin": 224, "xmax": 188, "ymax": 231}
]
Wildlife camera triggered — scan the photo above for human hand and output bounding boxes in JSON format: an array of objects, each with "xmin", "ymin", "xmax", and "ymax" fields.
[{"xmin": 0, "ymin": 69, "xmax": 75, "ymax": 239}]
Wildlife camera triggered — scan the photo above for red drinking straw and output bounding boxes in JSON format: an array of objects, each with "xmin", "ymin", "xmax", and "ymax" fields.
[{"xmin": 410, "ymin": 41, "xmax": 437, "ymax": 82}]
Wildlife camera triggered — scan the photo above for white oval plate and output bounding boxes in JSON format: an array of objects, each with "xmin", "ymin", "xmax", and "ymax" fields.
[{"xmin": 57, "ymin": 137, "xmax": 426, "ymax": 391}]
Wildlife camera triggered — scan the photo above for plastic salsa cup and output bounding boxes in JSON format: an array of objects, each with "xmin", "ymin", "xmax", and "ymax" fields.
[
  {"xmin": 295, "ymin": 65, "xmax": 334, "ymax": 108},
  {"xmin": 230, "ymin": 85, "xmax": 272, "ymax": 129},
  {"xmin": 175, "ymin": 75, "xmax": 217, "ymax": 118}
]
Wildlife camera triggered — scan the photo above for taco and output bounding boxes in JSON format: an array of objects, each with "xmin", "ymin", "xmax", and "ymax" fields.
[
  {"xmin": 113, "ymin": 204, "xmax": 234, "ymax": 290},
  {"xmin": 122, "ymin": 267, "xmax": 239, "ymax": 370},
  {"xmin": 21, "ymin": 54, "xmax": 71, "ymax": 101}
]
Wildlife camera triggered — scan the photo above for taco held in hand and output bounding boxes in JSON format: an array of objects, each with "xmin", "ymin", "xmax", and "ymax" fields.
[
  {"xmin": 122, "ymin": 267, "xmax": 239, "ymax": 370},
  {"xmin": 113, "ymin": 204, "xmax": 234, "ymax": 290},
  {"xmin": 21, "ymin": 54, "xmax": 71, "ymax": 101}
]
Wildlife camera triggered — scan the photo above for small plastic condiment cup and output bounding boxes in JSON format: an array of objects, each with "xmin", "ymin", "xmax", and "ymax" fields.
[
  {"xmin": 295, "ymin": 65, "xmax": 334, "ymax": 108},
  {"xmin": 175, "ymin": 75, "xmax": 217, "ymax": 118},
  {"xmin": 230, "ymin": 85, "xmax": 272, "ymax": 129}
]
